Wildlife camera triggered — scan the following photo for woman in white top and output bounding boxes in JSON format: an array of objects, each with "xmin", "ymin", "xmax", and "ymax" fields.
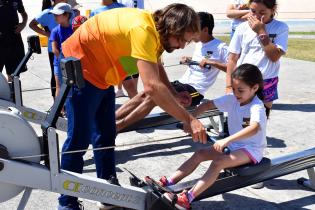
[
  {"xmin": 155, "ymin": 64, "xmax": 267, "ymax": 210},
  {"xmin": 227, "ymin": 0, "xmax": 289, "ymax": 116}
]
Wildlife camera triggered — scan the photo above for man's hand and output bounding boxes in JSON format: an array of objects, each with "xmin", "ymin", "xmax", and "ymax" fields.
[
  {"xmin": 183, "ymin": 117, "xmax": 207, "ymax": 144},
  {"xmin": 15, "ymin": 23, "xmax": 26, "ymax": 34},
  {"xmin": 175, "ymin": 91, "xmax": 192, "ymax": 107},
  {"xmin": 213, "ymin": 138, "xmax": 229, "ymax": 153}
]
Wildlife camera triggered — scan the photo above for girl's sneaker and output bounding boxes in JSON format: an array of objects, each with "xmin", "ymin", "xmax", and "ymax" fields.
[
  {"xmin": 143, "ymin": 176, "xmax": 170, "ymax": 187},
  {"xmin": 163, "ymin": 191, "xmax": 191, "ymax": 210},
  {"xmin": 158, "ymin": 176, "xmax": 170, "ymax": 187}
]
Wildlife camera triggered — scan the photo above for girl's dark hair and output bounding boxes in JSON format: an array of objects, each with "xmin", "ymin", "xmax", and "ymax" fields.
[
  {"xmin": 249, "ymin": 0, "xmax": 277, "ymax": 9},
  {"xmin": 232, "ymin": 64, "xmax": 270, "ymax": 118},
  {"xmin": 249, "ymin": 0, "xmax": 277, "ymax": 18},
  {"xmin": 153, "ymin": 3, "xmax": 200, "ymax": 42},
  {"xmin": 198, "ymin": 12, "xmax": 214, "ymax": 35},
  {"xmin": 42, "ymin": 0, "xmax": 52, "ymax": 11}
]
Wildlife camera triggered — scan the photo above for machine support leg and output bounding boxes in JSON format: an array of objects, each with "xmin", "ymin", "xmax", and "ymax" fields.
[
  {"xmin": 17, "ymin": 187, "xmax": 32, "ymax": 210},
  {"xmin": 297, "ymin": 168, "xmax": 315, "ymax": 190}
]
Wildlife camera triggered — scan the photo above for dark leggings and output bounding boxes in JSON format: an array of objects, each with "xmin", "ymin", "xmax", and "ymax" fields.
[{"xmin": 48, "ymin": 52, "xmax": 56, "ymax": 98}]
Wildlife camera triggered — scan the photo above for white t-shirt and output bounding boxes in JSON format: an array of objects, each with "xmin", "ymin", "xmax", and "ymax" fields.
[
  {"xmin": 229, "ymin": 0, "xmax": 249, "ymax": 30},
  {"xmin": 117, "ymin": 0, "xmax": 144, "ymax": 9},
  {"xmin": 229, "ymin": 19, "xmax": 289, "ymax": 79},
  {"xmin": 214, "ymin": 94, "xmax": 267, "ymax": 162},
  {"xmin": 179, "ymin": 38, "xmax": 228, "ymax": 95}
]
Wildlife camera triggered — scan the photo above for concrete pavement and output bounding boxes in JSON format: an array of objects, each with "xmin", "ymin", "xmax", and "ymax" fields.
[
  {"xmin": 0, "ymin": 1, "xmax": 315, "ymax": 209},
  {"xmin": 1, "ymin": 41, "xmax": 315, "ymax": 209}
]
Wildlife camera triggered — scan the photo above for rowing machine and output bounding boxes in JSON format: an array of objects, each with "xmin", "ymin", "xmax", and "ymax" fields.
[
  {"xmin": 0, "ymin": 35, "xmax": 68, "ymax": 131},
  {"xmin": 121, "ymin": 106, "xmax": 226, "ymax": 135},
  {"xmin": 0, "ymin": 58, "xmax": 176, "ymax": 210}
]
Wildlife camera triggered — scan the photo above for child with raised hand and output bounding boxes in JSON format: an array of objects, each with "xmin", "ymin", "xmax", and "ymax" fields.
[{"xmin": 154, "ymin": 64, "xmax": 268, "ymax": 210}]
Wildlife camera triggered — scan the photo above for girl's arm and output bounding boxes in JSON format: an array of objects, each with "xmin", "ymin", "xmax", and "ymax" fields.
[
  {"xmin": 214, "ymin": 121, "xmax": 260, "ymax": 152},
  {"xmin": 51, "ymin": 41, "xmax": 60, "ymax": 58},
  {"xmin": 191, "ymin": 100, "xmax": 217, "ymax": 117},
  {"xmin": 226, "ymin": 53, "xmax": 239, "ymax": 93},
  {"xmin": 29, "ymin": 19, "xmax": 50, "ymax": 37},
  {"xmin": 248, "ymin": 15, "xmax": 285, "ymax": 62},
  {"xmin": 55, "ymin": 75, "xmax": 60, "ymax": 97},
  {"xmin": 226, "ymin": 4, "xmax": 250, "ymax": 19}
]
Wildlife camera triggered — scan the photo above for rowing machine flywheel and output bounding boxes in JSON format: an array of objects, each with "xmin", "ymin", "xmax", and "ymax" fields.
[{"xmin": 0, "ymin": 107, "xmax": 41, "ymax": 202}]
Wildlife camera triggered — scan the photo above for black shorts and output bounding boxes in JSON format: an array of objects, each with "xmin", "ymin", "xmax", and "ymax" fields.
[
  {"xmin": 0, "ymin": 33, "xmax": 26, "ymax": 75},
  {"xmin": 124, "ymin": 73, "xmax": 139, "ymax": 81},
  {"xmin": 171, "ymin": 80, "xmax": 204, "ymax": 107}
]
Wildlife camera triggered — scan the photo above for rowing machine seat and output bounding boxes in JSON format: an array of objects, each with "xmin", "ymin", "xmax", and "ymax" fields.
[{"xmin": 225, "ymin": 157, "xmax": 271, "ymax": 176}]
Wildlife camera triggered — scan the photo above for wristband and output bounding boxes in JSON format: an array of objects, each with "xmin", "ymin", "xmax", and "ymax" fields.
[{"xmin": 258, "ymin": 34, "xmax": 270, "ymax": 46}]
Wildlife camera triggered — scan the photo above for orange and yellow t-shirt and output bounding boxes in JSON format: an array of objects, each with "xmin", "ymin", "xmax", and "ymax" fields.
[{"xmin": 62, "ymin": 8, "xmax": 163, "ymax": 89}]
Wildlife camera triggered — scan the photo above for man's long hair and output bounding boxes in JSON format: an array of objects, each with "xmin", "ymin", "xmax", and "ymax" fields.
[{"xmin": 153, "ymin": 4, "xmax": 200, "ymax": 46}]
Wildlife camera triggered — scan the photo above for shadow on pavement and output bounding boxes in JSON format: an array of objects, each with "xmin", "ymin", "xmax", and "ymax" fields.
[
  {"xmin": 273, "ymin": 103, "xmax": 315, "ymax": 112},
  {"xmin": 83, "ymin": 136, "xmax": 204, "ymax": 171},
  {"xmin": 267, "ymin": 136, "xmax": 287, "ymax": 148},
  {"xmin": 193, "ymin": 192, "xmax": 315, "ymax": 210},
  {"xmin": 264, "ymin": 178, "xmax": 315, "ymax": 192}
]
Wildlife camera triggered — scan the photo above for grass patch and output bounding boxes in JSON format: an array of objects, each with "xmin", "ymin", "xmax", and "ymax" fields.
[
  {"xmin": 216, "ymin": 36, "xmax": 315, "ymax": 62},
  {"xmin": 289, "ymin": 31, "xmax": 315, "ymax": 35},
  {"xmin": 286, "ymin": 38, "xmax": 315, "ymax": 62}
]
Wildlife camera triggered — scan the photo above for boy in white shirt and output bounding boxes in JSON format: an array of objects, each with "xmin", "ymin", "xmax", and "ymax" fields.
[{"xmin": 116, "ymin": 12, "xmax": 229, "ymax": 132}]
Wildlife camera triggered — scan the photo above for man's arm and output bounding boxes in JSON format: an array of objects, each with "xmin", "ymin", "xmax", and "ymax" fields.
[
  {"xmin": 157, "ymin": 60, "xmax": 178, "ymax": 95},
  {"xmin": 15, "ymin": 11, "xmax": 28, "ymax": 34},
  {"xmin": 137, "ymin": 59, "xmax": 207, "ymax": 143}
]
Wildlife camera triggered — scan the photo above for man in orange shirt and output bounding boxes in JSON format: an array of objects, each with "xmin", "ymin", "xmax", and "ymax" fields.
[{"xmin": 59, "ymin": 4, "xmax": 207, "ymax": 210}]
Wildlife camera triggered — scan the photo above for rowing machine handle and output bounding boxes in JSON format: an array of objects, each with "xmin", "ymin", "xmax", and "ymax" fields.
[
  {"xmin": 176, "ymin": 123, "xmax": 230, "ymax": 154},
  {"xmin": 207, "ymin": 135, "xmax": 230, "ymax": 155},
  {"xmin": 179, "ymin": 61, "xmax": 211, "ymax": 69}
]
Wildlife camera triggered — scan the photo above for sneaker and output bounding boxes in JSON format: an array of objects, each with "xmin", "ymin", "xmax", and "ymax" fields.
[
  {"xmin": 115, "ymin": 89, "xmax": 125, "ymax": 98},
  {"xmin": 143, "ymin": 175, "xmax": 170, "ymax": 187},
  {"xmin": 251, "ymin": 182, "xmax": 264, "ymax": 189},
  {"xmin": 97, "ymin": 176, "xmax": 121, "ymax": 210},
  {"xmin": 57, "ymin": 201, "xmax": 84, "ymax": 210},
  {"xmin": 97, "ymin": 202, "xmax": 117, "ymax": 210},
  {"xmin": 158, "ymin": 176, "xmax": 170, "ymax": 187},
  {"xmin": 163, "ymin": 191, "xmax": 191, "ymax": 210}
]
